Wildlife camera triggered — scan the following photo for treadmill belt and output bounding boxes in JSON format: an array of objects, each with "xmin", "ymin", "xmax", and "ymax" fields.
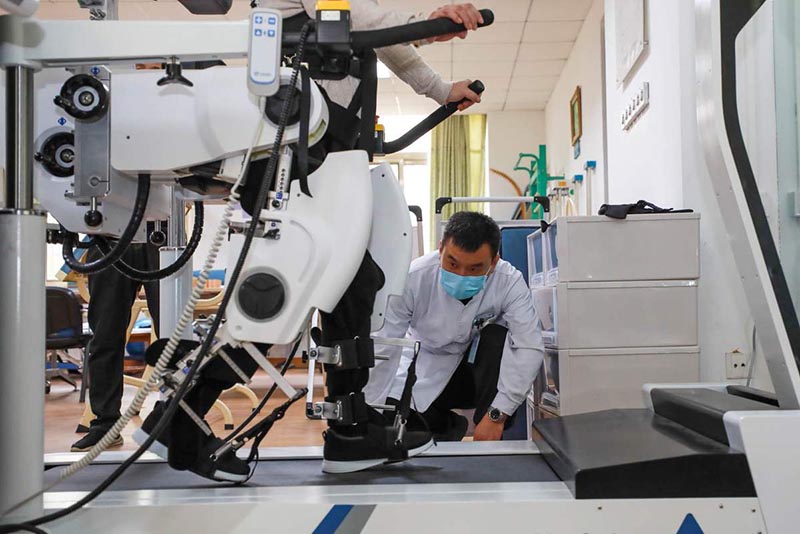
[{"xmin": 44, "ymin": 454, "xmax": 558, "ymax": 492}]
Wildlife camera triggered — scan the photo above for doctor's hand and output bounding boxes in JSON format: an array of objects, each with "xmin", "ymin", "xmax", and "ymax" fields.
[
  {"xmin": 473, "ymin": 415, "xmax": 504, "ymax": 441},
  {"xmin": 447, "ymin": 80, "xmax": 481, "ymax": 111}
]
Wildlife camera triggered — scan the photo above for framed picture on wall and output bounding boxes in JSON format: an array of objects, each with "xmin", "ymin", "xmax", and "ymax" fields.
[{"xmin": 570, "ymin": 86, "xmax": 582, "ymax": 146}]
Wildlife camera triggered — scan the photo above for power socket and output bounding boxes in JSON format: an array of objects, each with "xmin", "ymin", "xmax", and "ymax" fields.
[{"xmin": 725, "ymin": 350, "xmax": 750, "ymax": 379}]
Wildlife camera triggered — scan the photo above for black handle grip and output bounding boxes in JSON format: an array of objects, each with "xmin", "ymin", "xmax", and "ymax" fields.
[
  {"xmin": 444, "ymin": 79, "xmax": 485, "ymax": 113},
  {"xmin": 382, "ymin": 80, "xmax": 485, "ymax": 155},
  {"xmin": 350, "ymin": 9, "xmax": 494, "ymax": 51}
]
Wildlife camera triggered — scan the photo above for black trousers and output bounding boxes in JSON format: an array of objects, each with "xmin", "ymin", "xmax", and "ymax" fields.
[
  {"xmin": 86, "ymin": 243, "xmax": 160, "ymax": 430},
  {"xmin": 420, "ymin": 324, "xmax": 514, "ymax": 437}
]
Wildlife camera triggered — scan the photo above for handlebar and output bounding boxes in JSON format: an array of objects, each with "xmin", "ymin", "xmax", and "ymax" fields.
[
  {"xmin": 351, "ymin": 9, "xmax": 494, "ymax": 50},
  {"xmin": 283, "ymin": 9, "xmax": 495, "ymax": 51},
  {"xmin": 379, "ymin": 80, "xmax": 485, "ymax": 156}
]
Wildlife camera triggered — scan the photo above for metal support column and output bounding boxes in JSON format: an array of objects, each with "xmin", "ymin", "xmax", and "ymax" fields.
[
  {"xmin": 159, "ymin": 190, "xmax": 193, "ymax": 340},
  {"xmin": 0, "ymin": 66, "xmax": 45, "ymax": 521}
]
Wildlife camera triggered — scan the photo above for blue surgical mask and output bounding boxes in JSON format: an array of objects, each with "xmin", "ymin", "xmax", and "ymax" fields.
[{"xmin": 440, "ymin": 268, "xmax": 489, "ymax": 300}]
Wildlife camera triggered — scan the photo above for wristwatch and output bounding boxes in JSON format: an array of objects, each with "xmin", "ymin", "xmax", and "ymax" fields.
[{"xmin": 488, "ymin": 406, "xmax": 507, "ymax": 423}]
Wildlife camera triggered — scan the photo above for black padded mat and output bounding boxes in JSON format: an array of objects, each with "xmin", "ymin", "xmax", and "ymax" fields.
[{"xmin": 44, "ymin": 454, "xmax": 557, "ymax": 492}]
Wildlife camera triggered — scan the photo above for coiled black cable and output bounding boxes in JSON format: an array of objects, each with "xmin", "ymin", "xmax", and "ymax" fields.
[
  {"xmin": 61, "ymin": 173, "xmax": 150, "ymax": 274},
  {"xmin": 94, "ymin": 201, "xmax": 205, "ymax": 282}
]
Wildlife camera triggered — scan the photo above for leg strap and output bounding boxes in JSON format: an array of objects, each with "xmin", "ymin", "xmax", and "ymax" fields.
[
  {"xmin": 312, "ymin": 391, "xmax": 370, "ymax": 426},
  {"xmin": 311, "ymin": 337, "xmax": 375, "ymax": 369}
]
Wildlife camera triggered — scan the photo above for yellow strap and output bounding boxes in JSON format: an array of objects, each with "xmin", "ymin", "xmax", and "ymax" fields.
[{"xmin": 316, "ymin": 0, "xmax": 350, "ymax": 11}]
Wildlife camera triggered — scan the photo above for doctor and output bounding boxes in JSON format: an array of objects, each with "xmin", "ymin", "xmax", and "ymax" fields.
[{"xmin": 365, "ymin": 211, "xmax": 544, "ymax": 441}]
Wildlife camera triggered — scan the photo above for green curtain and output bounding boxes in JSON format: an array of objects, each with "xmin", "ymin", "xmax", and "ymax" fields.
[{"xmin": 429, "ymin": 114, "xmax": 487, "ymax": 246}]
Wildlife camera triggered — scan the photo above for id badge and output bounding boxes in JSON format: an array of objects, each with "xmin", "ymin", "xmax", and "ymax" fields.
[
  {"xmin": 467, "ymin": 333, "xmax": 480, "ymax": 364},
  {"xmin": 468, "ymin": 312, "xmax": 496, "ymax": 364}
]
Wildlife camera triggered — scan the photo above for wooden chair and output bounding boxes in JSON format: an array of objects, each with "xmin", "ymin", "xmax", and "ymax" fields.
[{"xmin": 77, "ymin": 289, "xmax": 238, "ymax": 432}]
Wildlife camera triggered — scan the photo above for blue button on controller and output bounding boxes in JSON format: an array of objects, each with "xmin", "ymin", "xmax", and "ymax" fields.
[
  {"xmin": 268, "ymin": 16, "xmax": 277, "ymax": 24},
  {"xmin": 255, "ymin": 29, "xmax": 263, "ymax": 36},
  {"xmin": 254, "ymin": 15, "xmax": 263, "ymax": 23},
  {"xmin": 268, "ymin": 29, "xmax": 275, "ymax": 37}
]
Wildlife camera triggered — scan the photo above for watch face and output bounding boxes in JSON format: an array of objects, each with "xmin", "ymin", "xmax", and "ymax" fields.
[{"xmin": 489, "ymin": 408, "xmax": 501, "ymax": 421}]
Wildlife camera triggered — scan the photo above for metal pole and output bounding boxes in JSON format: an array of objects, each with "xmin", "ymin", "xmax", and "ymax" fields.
[
  {"xmin": 159, "ymin": 190, "xmax": 193, "ymax": 340},
  {"xmin": 0, "ymin": 66, "xmax": 45, "ymax": 522},
  {"xmin": 5, "ymin": 66, "xmax": 34, "ymax": 210}
]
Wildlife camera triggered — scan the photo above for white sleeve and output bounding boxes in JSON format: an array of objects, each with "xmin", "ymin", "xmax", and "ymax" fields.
[
  {"xmin": 491, "ymin": 274, "xmax": 545, "ymax": 415},
  {"xmin": 335, "ymin": 0, "xmax": 453, "ymax": 105}
]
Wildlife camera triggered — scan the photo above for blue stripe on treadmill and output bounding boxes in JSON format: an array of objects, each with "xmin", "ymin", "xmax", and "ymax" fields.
[
  {"xmin": 677, "ymin": 513, "xmax": 704, "ymax": 534},
  {"xmin": 313, "ymin": 505, "xmax": 354, "ymax": 534}
]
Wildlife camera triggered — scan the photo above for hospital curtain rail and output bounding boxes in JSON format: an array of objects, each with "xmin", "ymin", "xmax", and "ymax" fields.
[{"xmin": 429, "ymin": 114, "xmax": 487, "ymax": 245}]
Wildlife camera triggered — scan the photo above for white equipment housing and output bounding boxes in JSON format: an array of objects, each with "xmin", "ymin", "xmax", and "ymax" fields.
[
  {"xmin": 224, "ymin": 151, "xmax": 373, "ymax": 346},
  {"xmin": 32, "ymin": 65, "xmax": 329, "ymax": 236},
  {"xmin": 367, "ymin": 162, "xmax": 413, "ymax": 332}
]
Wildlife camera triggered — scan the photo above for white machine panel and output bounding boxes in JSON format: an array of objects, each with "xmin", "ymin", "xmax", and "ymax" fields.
[
  {"xmin": 224, "ymin": 151, "xmax": 372, "ymax": 345},
  {"xmin": 368, "ymin": 163, "xmax": 412, "ymax": 333},
  {"xmin": 32, "ymin": 69, "xmax": 170, "ymax": 237},
  {"xmin": 109, "ymin": 66, "xmax": 328, "ymax": 175}
]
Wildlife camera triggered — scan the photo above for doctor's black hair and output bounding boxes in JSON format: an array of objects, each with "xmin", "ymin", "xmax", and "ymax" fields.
[{"xmin": 442, "ymin": 211, "xmax": 501, "ymax": 257}]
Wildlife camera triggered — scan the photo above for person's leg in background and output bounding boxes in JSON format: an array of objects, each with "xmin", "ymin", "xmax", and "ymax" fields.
[
  {"xmin": 142, "ymin": 242, "xmax": 160, "ymax": 338},
  {"xmin": 469, "ymin": 324, "xmax": 515, "ymax": 432},
  {"xmin": 419, "ymin": 358, "xmax": 475, "ymax": 441},
  {"xmin": 71, "ymin": 243, "xmax": 155, "ymax": 451}
]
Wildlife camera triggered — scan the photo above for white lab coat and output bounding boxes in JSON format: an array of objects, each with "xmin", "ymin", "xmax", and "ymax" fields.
[{"xmin": 364, "ymin": 252, "xmax": 544, "ymax": 416}]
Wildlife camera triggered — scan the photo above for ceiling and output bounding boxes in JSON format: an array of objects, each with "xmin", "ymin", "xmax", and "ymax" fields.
[
  {"xmin": 378, "ymin": 0, "xmax": 592, "ymax": 115},
  {"xmin": 34, "ymin": 0, "xmax": 593, "ymax": 116}
]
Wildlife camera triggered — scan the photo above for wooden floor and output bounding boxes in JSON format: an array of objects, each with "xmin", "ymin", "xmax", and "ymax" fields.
[{"xmin": 44, "ymin": 368, "xmax": 326, "ymax": 454}]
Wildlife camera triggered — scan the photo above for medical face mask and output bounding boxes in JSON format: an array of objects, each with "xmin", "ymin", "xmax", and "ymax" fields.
[{"xmin": 440, "ymin": 267, "xmax": 490, "ymax": 300}]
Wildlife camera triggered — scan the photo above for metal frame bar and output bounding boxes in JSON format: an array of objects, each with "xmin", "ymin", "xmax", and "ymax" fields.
[
  {"xmin": 0, "ymin": 18, "xmax": 249, "ymax": 68},
  {"xmin": 434, "ymin": 196, "xmax": 543, "ymax": 244},
  {"xmin": 696, "ymin": 0, "xmax": 800, "ymax": 407},
  {"xmin": 0, "ymin": 65, "xmax": 45, "ymax": 522}
]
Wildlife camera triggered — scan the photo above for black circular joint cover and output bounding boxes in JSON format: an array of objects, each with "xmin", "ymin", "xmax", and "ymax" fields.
[
  {"xmin": 55, "ymin": 74, "xmax": 109, "ymax": 121},
  {"xmin": 149, "ymin": 230, "xmax": 167, "ymax": 247},
  {"xmin": 84, "ymin": 209, "xmax": 103, "ymax": 227},
  {"xmin": 38, "ymin": 131, "xmax": 76, "ymax": 177},
  {"xmin": 238, "ymin": 273, "xmax": 285, "ymax": 320},
  {"xmin": 264, "ymin": 85, "xmax": 301, "ymax": 126}
]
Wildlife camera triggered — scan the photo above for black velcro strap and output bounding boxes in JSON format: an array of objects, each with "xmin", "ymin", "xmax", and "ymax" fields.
[
  {"xmin": 296, "ymin": 67, "xmax": 312, "ymax": 197},
  {"xmin": 598, "ymin": 199, "xmax": 694, "ymax": 219},
  {"xmin": 335, "ymin": 337, "xmax": 375, "ymax": 369},
  {"xmin": 347, "ymin": 81, "xmax": 364, "ymax": 114},
  {"xmin": 144, "ymin": 338, "xmax": 199, "ymax": 369},
  {"xmin": 331, "ymin": 392, "xmax": 370, "ymax": 426},
  {"xmin": 397, "ymin": 344, "xmax": 420, "ymax": 423},
  {"xmin": 355, "ymin": 49, "xmax": 377, "ymax": 160}
]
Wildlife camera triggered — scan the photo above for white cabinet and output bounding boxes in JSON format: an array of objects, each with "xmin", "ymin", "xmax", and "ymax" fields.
[{"xmin": 528, "ymin": 214, "xmax": 701, "ymax": 419}]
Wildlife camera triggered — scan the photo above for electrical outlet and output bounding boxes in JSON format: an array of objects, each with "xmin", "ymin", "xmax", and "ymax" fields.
[{"xmin": 725, "ymin": 350, "xmax": 749, "ymax": 379}]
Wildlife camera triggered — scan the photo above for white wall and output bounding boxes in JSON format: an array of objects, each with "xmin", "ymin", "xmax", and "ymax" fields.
[
  {"xmin": 486, "ymin": 110, "xmax": 546, "ymax": 220},
  {"xmin": 604, "ymin": 0, "xmax": 685, "ymax": 208},
  {"xmin": 601, "ymin": 0, "xmax": 774, "ymax": 389},
  {"xmin": 545, "ymin": 0, "xmax": 606, "ymax": 216}
]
